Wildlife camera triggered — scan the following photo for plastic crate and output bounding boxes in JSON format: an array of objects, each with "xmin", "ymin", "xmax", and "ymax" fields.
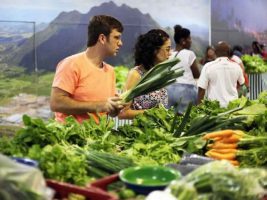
[
  {"xmin": 46, "ymin": 179, "xmax": 118, "ymax": 200},
  {"xmin": 89, "ymin": 174, "xmax": 119, "ymax": 191}
]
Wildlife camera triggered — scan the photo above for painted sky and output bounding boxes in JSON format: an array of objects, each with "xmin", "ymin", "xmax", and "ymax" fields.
[
  {"xmin": 0, "ymin": 0, "xmax": 210, "ymax": 28},
  {"xmin": 212, "ymin": 0, "xmax": 267, "ymax": 32}
]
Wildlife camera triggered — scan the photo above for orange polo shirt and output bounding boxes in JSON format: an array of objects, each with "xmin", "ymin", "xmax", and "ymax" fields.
[{"xmin": 52, "ymin": 51, "xmax": 116, "ymax": 123}]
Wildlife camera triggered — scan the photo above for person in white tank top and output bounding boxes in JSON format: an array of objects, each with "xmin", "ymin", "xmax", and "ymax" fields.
[{"xmin": 166, "ymin": 25, "xmax": 200, "ymax": 113}]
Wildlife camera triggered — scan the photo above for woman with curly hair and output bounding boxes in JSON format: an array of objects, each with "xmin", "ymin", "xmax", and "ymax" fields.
[{"xmin": 118, "ymin": 29, "xmax": 171, "ymax": 119}]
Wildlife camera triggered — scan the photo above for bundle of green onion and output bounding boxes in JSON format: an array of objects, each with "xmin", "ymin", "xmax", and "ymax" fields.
[{"xmin": 121, "ymin": 57, "xmax": 183, "ymax": 103}]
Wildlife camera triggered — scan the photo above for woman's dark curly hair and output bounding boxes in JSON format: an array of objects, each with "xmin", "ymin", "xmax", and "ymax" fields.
[{"xmin": 134, "ymin": 29, "xmax": 169, "ymax": 70}]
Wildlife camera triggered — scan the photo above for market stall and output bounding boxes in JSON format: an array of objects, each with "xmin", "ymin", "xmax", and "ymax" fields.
[{"xmin": 0, "ymin": 91, "xmax": 266, "ymax": 199}]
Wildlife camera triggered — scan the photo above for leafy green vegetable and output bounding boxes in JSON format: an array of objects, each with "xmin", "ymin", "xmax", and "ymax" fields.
[
  {"xmin": 185, "ymin": 111, "xmax": 247, "ymax": 136},
  {"xmin": 233, "ymin": 103, "xmax": 267, "ymax": 126},
  {"xmin": 227, "ymin": 96, "xmax": 250, "ymax": 110},
  {"xmin": 258, "ymin": 91, "xmax": 267, "ymax": 105},
  {"xmin": 83, "ymin": 150, "xmax": 135, "ymax": 174},
  {"xmin": 241, "ymin": 54, "xmax": 267, "ymax": 73},
  {"xmin": 121, "ymin": 58, "xmax": 183, "ymax": 102},
  {"xmin": 114, "ymin": 65, "xmax": 129, "ymax": 91},
  {"xmin": 173, "ymin": 102, "xmax": 193, "ymax": 137},
  {"xmin": 248, "ymin": 110, "xmax": 267, "ymax": 135},
  {"xmin": 116, "ymin": 105, "xmax": 205, "ymax": 165},
  {"xmin": 169, "ymin": 161, "xmax": 267, "ymax": 200},
  {"xmin": 237, "ymin": 147, "xmax": 267, "ymax": 167},
  {"xmin": 191, "ymin": 99, "xmax": 227, "ymax": 118},
  {"xmin": 27, "ymin": 144, "xmax": 91, "ymax": 185},
  {"xmin": 132, "ymin": 104, "xmax": 176, "ymax": 132},
  {"xmin": 1, "ymin": 93, "xmax": 266, "ymax": 187}
]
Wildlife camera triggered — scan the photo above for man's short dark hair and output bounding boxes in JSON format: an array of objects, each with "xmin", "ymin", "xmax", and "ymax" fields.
[
  {"xmin": 215, "ymin": 41, "xmax": 230, "ymax": 57},
  {"xmin": 87, "ymin": 15, "xmax": 123, "ymax": 47}
]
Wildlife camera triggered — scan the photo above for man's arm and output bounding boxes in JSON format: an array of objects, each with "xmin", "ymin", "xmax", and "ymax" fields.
[
  {"xmin": 118, "ymin": 104, "xmax": 144, "ymax": 119},
  {"xmin": 190, "ymin": 60, "xmax": 200, "ymax": 79},
  {"xmin": 197, "ymin": 87, "xmax": 206, "ymax": 105},
  {"xmin": 50, "ymin": 87, "xmax": 124, "ymax": 116}
]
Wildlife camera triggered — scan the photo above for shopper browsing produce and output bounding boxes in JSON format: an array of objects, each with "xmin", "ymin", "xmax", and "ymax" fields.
[
  {"xmin": 50, "ymin": 15, "xmax": 126, "ymax": 123},
  {"xmin": 197, "ymin": 41, "xmax": 245, "ymax": 107},
  {"xmin": 200, "ymin": 45, "xmax": 216, "ymax": 65},
  {"xmin": 118, "ymin": 29, "xmax": 172, "ymax": 119},
  {"xmin": 166, "ymin": 25, "xmax": 200, "ymax": 114},
  {"xmin": 230, "ymin": 45, "xmax": 249, "ymax": 97},
  {"xmin": 251, "ymin": 41, "xmax": 263, "ymax": 57}
]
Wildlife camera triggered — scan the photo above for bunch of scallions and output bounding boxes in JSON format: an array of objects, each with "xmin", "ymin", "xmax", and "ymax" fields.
[{"xmin": 120, "ymin": 57, "xmax": 183, "ymax": 103}]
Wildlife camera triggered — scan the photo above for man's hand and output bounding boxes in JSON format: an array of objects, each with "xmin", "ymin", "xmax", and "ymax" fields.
[
  {"xmin": 105, "ymin": 96, "xmax": 128, "ymax": 117},
  {"xmin": 238, "ymin": 84, "xmax": 248, "ymax": 97},
  {"xmin": 197, "ymin": 87, "xmax": 206, "ymax": 105}
]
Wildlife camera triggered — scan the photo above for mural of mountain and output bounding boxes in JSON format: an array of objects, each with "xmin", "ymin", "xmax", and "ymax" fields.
[
  {"xmin": 211, "ymin": 0, "xmax": 267, "ymax": 49},
  {"xmin": 211, "ymin": 8, "xmax": 255, "ymax": 48},
  {"xmin": 4, "ymin": 1, "xmax": 160, "ymax": 71}
]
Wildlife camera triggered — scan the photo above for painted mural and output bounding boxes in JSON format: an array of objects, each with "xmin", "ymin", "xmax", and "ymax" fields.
[
  {"xmin": 0, "ymin": 0, "xmax": 210, "ymax": 126},
  {"xmin": 211, "ymin": 0, "xmax": 267, "ymax": 53},
  {"xmin": 0, "ymin": 0, "xmax": 210, "ymax": 71},
  {"xmin": 211, "ymin": 0, "xmax": 267, "ymax": 102}
]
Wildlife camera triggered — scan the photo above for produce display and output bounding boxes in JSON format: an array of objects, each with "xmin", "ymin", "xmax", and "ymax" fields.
[
  {"xmin": 203, "ymin": 129, "xmax": 267, "ymax": 166},
  {"xmin": 0, "ymin": 91, "xmax": 266, "ymax": 199},
  {"xmin": 241, "ymin": 54, "xmax": 267, "ymax": 73},
  {"xmin": 168, "ymin": 161, "xmax": 267, "ymax": 200}
]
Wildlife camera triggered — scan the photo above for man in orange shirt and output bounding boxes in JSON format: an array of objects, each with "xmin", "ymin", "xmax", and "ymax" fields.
[{"xmin": 50, "ymin": 15, "xmax": 126, "ymax": 123}]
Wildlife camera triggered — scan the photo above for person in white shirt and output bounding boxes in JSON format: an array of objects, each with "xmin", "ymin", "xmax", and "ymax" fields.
[
  {"xmin": 197, "ymin": 41, "xmax": 245, "ymax": 107},
  {"xmin": 166, "ymin": 25, "xmax": 200, "ymax": 113},
  {"xmin": 230, "ymin": 46, "xmax": 249, "ymax": 97}
]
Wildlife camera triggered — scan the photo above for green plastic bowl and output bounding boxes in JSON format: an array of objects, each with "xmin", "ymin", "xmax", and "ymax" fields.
[{"xmin": 119, "ymin": 166, "xmax": 181, "ymax": 195}]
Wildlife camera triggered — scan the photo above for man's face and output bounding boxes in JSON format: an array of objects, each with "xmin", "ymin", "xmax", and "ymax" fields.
[{"xmin": 106, "ymin": 29, "xmax": 123, "ymax": 56}]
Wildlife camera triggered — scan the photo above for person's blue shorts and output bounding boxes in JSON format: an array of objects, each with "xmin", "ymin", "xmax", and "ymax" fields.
[{"xmin": 166, "ymin": 83, "xmax": 197, "ymax": 113}]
